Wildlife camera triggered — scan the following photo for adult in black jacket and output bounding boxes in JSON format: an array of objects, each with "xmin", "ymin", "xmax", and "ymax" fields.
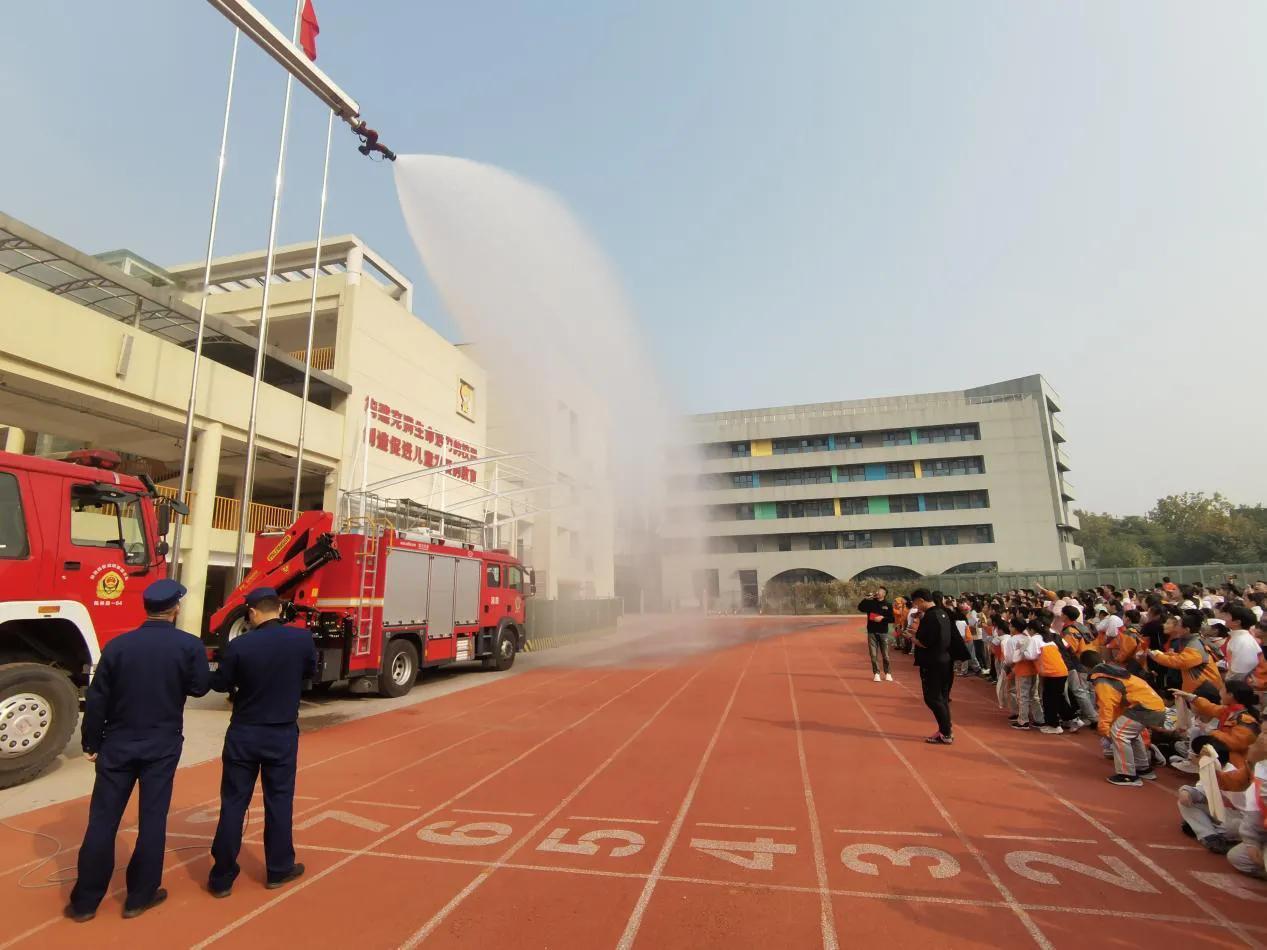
[
  {"xmin": 857, "ymin": 586, "xmax": 896, "ymax": 682},
  {"xmin": 66, "ymin": 579, "xmax": 210, "ymax": 922},
  {"xmin": 911, "ymin": 589, "xmax": 955, "ymax": 745},
  {"xmin": 208, "ymin": 587, "xmax": 317, "ymax": 897}
]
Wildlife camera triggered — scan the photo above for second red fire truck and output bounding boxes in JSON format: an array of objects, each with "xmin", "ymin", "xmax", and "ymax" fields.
[{"xmin": 208, "ymin": 497, "xmax": 534, "ymax": 698}]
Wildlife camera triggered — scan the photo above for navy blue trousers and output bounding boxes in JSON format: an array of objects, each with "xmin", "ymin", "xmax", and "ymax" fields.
[
  {"xmin": 209, "ymin": 723, "xmax": 299, "ymax": 891},
  {"xmin": 70, "ymin": 745, "xmax": 180, "ymax": 913}
]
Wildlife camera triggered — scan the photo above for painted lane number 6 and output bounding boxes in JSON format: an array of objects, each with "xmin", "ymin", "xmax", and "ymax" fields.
[{"xmin": 417, "ymin": 821, "xmax": 513, "ymax": 847}]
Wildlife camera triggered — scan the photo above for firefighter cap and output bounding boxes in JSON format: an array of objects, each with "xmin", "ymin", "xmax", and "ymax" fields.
[
  {"xmin": 244, "ymin": 586, "xmax": 280, "ymax": 607},
  {"xmin": 143, "ymin": 578, "xmax": 187, "ymax": 612}
]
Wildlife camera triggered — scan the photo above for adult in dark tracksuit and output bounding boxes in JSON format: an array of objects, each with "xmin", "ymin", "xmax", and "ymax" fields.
[
  {"xmin": 208, "ymin": 586, "xmax": 316, "ymax": 896},
  {"xmin": 66, "ymin": 579, "xmax": 210, "ymax": 922},
  {"xmin": 911, "ymin": 589, "xmax": 955, "ymax": 745},
  {"xmin": 856, "ymin": 587, "xmax": 896, "ymax": 682}
]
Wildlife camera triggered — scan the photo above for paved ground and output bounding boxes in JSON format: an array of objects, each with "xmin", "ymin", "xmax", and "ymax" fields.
[{"xmin": 1, "ymin": 616, "xmax": 1265, "ymax": 949}]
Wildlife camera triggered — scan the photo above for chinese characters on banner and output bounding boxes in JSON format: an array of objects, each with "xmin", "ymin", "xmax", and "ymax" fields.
[{"xmin": 366, "ymin": 397, "xmax": 479, "ymax": 483}]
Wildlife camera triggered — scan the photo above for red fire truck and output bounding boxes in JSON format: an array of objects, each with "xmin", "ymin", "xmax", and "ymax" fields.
[
  {"xmin": 207, "ymin": 498, "xmax": 533, "ymax": 699},
  {"xmin": 0, "ymin": 449, "xmax": 187, "ymax": 788}
]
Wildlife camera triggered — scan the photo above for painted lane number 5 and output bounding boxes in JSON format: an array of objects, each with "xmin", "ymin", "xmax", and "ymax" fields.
[{"xmin": 537, "ymin": 828, "xmax": 645, "ymax": 858}]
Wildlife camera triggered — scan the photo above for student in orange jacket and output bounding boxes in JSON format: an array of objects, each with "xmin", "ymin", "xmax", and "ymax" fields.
[
  {"xmin": 1084, "ymin": 650, "xmax": 1167, "ymax": 787},
  {"xmin": 1037, "ymin": 626, "xmax": 1079, "ymax": 735},
  {"xmin": 1150, "ymin": 612, "xmax": 1224, "ymax": 695}
]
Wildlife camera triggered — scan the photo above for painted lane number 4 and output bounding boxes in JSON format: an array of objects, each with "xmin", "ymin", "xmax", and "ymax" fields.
[{"xmin": 689, "ymin": 837, "xmax": 798, "ymax": 871}]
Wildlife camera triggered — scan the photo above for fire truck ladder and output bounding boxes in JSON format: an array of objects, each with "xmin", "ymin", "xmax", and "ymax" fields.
[{"xmin": 343, "ymin": 495, "xmax": 386, "ymax": 657}]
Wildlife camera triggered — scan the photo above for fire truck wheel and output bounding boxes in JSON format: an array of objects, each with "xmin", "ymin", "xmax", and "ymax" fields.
[
  {"xmin": 0, "ymin": 664, "xmax": 79, "ymax": 790},
  {"xmin": 379, "ymin": 639, "xmax": 419, "ymax": 698},
  {"xmin": 489, "ymin": 626, "xmax": 517, "ymax": 672}
]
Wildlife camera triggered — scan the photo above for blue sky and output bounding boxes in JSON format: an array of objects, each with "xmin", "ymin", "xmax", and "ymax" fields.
[{"xmin": 2, "ymin": 2, "xmax": 1265, "ymax": 514}]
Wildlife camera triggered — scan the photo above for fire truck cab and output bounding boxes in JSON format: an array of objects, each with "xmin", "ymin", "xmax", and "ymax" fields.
[
  {"xmin": 0, "ymin": 449, "xmax": 185, "ymax": 788},
  {"xmin": 208, "ymin": 499, "xmax": 533, "ymax": 698}
]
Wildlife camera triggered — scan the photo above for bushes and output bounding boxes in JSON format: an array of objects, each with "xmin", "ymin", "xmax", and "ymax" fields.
[{"xmin": 760, "ymin": 578, "xmax": 922, "ymax": 615}]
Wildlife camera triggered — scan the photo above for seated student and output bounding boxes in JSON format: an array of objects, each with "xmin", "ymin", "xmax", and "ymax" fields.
[
  {"xmin": 1111, "ymin": 611, "xmax": 1145, "ymax": 671},
  {"xmin": 1170, "ymin": 681, "xmax": 1222, "ymax": 773},
  {"xmin": 1084, "ymin": 650, "xmax": 1167, "ymax": 787},
  {"xmin": 1037, "ymin": 624, "xmax": 1079, "ymax": 735},
  {"xmin": 1226, "ymin": 732, "xmax": 1267, "ymax": 880},
  {"xmin": 1151, "ymin": 610, "xmax": 1225, "ymax": 696},
  {"xmin": 1172, "ymin": 680, "xmax": 1262, "ymax": 854}
]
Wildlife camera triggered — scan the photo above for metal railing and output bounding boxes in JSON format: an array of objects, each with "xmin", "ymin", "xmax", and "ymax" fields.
[
  {"xmin": 155, "ymin": 484, "xmax": 295, "ymax": 534},
  {"xmin": 288, "ymin": 345, "xmax": 335, "ymax": 372}
]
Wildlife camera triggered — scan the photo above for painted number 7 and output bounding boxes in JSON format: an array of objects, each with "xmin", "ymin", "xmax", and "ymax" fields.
[{"xmin": 690, "ymin": 837, "xmax": 798, "ymax": 871}]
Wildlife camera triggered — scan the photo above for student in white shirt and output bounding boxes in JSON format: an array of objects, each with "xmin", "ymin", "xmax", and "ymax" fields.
[{"xmin": 1220, "ymin": 605, "xmax": 1263, "ymax": 681}]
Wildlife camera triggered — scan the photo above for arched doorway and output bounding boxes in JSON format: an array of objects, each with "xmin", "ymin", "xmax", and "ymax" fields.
[{"xmin": 849, "ymin": 565, "xmax": 921, "ymax": 582}]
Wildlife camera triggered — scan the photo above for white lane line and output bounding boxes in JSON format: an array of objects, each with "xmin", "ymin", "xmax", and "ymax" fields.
[
  {"xmin": 189, "ymin": 668, "xmax": 662, "ymax": 950},
  {"xmin": 983, "ymin": 835, "xmax": 1097, "ymax": 844},
  {"xmin": 399, "ymin": 661, "xmax": 713, "ymax": 948},
  {"xmin": 1147, "ymin": 843, "xmax": 1196, "ymax": 851},
  {"xmin": 569, "ymin": 816, "xmax": 661, "ymax": 826},
  {"xmin": 348, "ymin": 800, "xmax": 420, "ymax": 811},
  {"xmin": 250, "ymin": 842, "xmax": 1267, "ymax": 934},
  {"xmin": 782, "ymin": 636, "xmax": 839, "ymax": 950},
  {"xmin": 833, "ymin": 829, "xmax": 943, "ymax": 838},
  {"xmin": 615, "ymin": 645, "xmax": 758, "ymax": 950},
  {"xmin": 0, "ymin": 671, "xmax": 605, "ymax": 950},
  {"xmin": 696, "ymin": 821, "xmax": 796, "ymax": 832},
  {"xmin": 451, "ymin": 808, "xmax": 537, "ymax": 817},
  {"xmin": 820, "ymin": 644, "xmax": 1055, "ymax": 950}
]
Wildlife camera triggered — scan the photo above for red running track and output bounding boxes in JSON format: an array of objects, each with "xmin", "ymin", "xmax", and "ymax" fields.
[{"xmin": 2, "ymin": 617, "xmax": 1266, "ymax": 949}]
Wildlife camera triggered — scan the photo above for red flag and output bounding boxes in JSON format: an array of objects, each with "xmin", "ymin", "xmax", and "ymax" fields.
[{"xmin": 299, "ymin": 0, "xmax": 319, "ymax": 61}]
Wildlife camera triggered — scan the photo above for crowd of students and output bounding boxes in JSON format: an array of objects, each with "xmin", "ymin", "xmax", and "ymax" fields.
[{"xmin": 885, "ymin": 577, "xmax": 1267, "ymax": 882}]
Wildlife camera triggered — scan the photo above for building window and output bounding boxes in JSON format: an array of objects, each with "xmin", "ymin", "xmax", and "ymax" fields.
[
  {"xmin": 928, "ymin": 527, "xmax": 960, "ymax": 546},
  {"xmin": 736, "ymin": 537, "xmax": 758, "ymax": 554},
  {"xmin": 839, "ymin": 497, "xmax": 868, "ymax": 516},
  {"xmin": 773, "ymin": 436, "xmax": 831, "ymax": 455},
  {"xmin": 882, "ymin": 430, "xmax": 912, "ymax": 447},
  {"xmin": 731, "ymin": 472, "xmax": 756, "ymax": 489},
  {"xmin": 838, "ymin": 464, "xmax": 866, "ymax": 482},
  {"xmin": 888, "ymin": 494, "xmax": 921, "ymax": 513},
  {"xmin": 808, "ymin": 532, "xmax": 839, "ymax": 551},
  {"xmin": 834, "ymin": 434, "xmax": 862, "ymax": 450},
  {"xmin": 922, "ymin": 456, "xmax": 985, "ymax": 478},
  {"xmin": 777, "ymin": 535, "xmax": 792, "ymax": 552},
  {"xmin": 969, "ymin": 490, "xmax": 988, "ymax": 508},
  {"xmin": 885, "ymin": 462, "xmax": 915, "ymax": 480},
  {"xmin": 842, "ymin": 531, "xmax": 872, "ymax": 549},
  {"xmin": 735, "ymin": 504, "xmax": 755, "ymax": 520},
  {"xmin": 974, "ymin": 525, "xmax": 995, "ymax": 544},
  {"xmin": 892, "ymin": 528, "xmax": 924, "ymax": 547},
  {"xmin": 771, "ymin": 467, "xmax": 832, "ymax": 487},
  {"xmin": 776, "ymin": 499, "xmax": 834, "ymax": 519},
  {"xmin": 731, "ymin": 442, "xmax": 751, "ymax": 458},
  {"xmin": 919, "ymin": 423, "xmax": 980, "ymax": 443}
]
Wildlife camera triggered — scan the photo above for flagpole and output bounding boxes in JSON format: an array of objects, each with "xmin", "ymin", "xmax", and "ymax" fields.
[
  {"xmin": 171, "ymin": 27, "xmax": 240, "ymax": 580},
  {"xmin": 291, "ymin": 109, "xmax": 334, "ymax": 516},
  {"xmin": 232, "ymin": 0, "xmax": 305, "ymax": 585}
]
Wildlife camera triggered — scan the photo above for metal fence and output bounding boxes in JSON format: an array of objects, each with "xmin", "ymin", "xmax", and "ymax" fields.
[
  {"xmin": 918, "ymin": 563, "xmax": 1267, "ymax": 595},
  {"xmin": 524, "ymin": 598, "xmax": 624, "ymax": 652}
]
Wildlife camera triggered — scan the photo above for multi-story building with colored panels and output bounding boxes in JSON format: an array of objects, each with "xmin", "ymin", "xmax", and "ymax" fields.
[{"xmin": 663, "ymin": 375, "xmax": 1082, "ymax": 609}]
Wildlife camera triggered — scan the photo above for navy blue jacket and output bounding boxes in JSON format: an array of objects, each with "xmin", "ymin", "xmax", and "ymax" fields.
[
  {"xmin": 211, "ymin": 619, "xmax": 318, "ymax": 726},
  {"xmin": 81, "ymin": 620, "xmax": 212, "ymax": 756}
]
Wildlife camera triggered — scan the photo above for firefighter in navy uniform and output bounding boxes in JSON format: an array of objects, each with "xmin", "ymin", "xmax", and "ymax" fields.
[
  {"xmin": 65, "ymin": 579, "xmax": 211, "ymax": 923},
  {"xmin": 208, "ymin": 587, "xmax": 317, "ymax": 897}
]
